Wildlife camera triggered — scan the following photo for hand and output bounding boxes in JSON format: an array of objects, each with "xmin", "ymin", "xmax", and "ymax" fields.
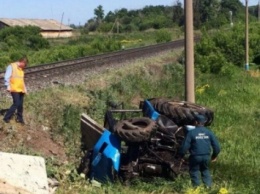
[{"xmin": 211, "ymin": 157, "xmax": 217, "ymax": 162}]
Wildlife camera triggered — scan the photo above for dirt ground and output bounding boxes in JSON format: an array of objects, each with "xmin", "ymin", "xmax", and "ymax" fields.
[
  {"xmin": 0, "ymin": 179, "xmax": 33, "ymax": 194},
  {"xmin": 0, "ymin": 117, "xmax": 67, "ymax": 162},
  {"xmin": 0, "ymin": 50, "xmax": 178, "ymax": 162},
  {"xmin": 0, "ymin": 116, "xmax": 65, "ymax": 193}
]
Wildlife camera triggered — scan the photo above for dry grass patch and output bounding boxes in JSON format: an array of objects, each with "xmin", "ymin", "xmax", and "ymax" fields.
[
  {"xmin": 248, "ymin": 69, "xmax": 260, "ymax": 77},
  {"xmin": 84, "ymin": 50, "xmax": 182, "ymax": 89},
  {"xmin": 51, "ymin": 87, "xmax": 90, "ymax": 107}
]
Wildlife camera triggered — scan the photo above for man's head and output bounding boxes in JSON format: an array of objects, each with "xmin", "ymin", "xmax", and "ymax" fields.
[
  {"xmin": 18, "ymin": 56, "xmax": 28, "ymax": 69},
  {"xmin": 194, "ymin": 114, "xmax": 206, "ymax": 125}
]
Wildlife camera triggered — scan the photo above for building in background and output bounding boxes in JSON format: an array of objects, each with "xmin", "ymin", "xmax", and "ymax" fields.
[{"xmin": 0, "ymin": 18, "xmax": 73, "ymax": 38}]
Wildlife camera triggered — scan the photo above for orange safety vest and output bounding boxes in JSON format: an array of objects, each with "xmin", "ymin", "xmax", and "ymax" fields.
[{"xmin": 9, "ymin": 62, "xmax": 26, "ymax": 93}]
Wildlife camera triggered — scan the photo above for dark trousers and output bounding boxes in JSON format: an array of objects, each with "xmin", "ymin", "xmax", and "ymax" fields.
[
  {"xmin": 189, "ymin": 155, "xmax": 212, "ymax": 187},
  {"xmin": 4, "ymin": 92, "xmax": 24, "ymax": 122}
]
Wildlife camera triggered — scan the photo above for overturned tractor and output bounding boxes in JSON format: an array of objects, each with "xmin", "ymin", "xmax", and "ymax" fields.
[{"xmin": 78, "ymin": 97, "xmax": 214, "ymax": 184}]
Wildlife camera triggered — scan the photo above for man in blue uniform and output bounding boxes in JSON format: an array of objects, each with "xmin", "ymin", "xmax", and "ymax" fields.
[{"xmin": 179, "ymin": 114, "xmax": 220, "ymax": 187}]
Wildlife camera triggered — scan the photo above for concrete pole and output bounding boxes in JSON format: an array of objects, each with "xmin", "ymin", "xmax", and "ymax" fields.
[
  {"xmin": 184, "ymin": 0, "xmax": 195, "ymax": 103},
  {"xmin": 117, "ymin": 19, "xmax": 119, "ymax": 34},
  {"xmin": 245, "ymin": 0, "xmax": 249, "ymax": 70}
]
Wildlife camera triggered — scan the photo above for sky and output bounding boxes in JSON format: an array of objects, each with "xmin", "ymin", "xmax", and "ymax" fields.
[{"xmin": 1, "ymin": 0, "xmax": 259, "ymax": 26}]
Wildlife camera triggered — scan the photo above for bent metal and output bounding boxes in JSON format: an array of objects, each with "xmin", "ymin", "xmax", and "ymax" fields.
[{"xmin": 78, "ymin": 97, "xmax": 214, "ymax": 184}]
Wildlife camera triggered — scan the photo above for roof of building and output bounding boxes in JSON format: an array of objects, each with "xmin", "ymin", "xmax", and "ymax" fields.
[{"xmin": 0, "ymin": 18, "xmax": 72, "ymax": 31}]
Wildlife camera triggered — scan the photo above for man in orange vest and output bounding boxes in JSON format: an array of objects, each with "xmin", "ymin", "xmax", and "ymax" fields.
[{"xmin": 3, "ymin": 56, "xmax": 28, "ymax": 125}]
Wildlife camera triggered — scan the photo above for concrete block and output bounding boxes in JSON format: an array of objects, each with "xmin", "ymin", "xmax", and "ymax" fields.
[{"xmin": 0, "ymin": 152, "xmax": 49, "ymax": 194}]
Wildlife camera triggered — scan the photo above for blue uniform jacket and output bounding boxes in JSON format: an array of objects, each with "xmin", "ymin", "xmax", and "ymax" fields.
[{"xmin": 179, "ymin": 126, "xmax": 220, "ymax": 159}]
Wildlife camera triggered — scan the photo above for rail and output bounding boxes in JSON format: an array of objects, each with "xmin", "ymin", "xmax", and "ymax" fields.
[{"xmin": 0, "ymin": 39, "xmax": 186, "ymax": 90}]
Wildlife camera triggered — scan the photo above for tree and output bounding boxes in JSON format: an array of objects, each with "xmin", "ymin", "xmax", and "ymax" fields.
[
  {"xmin": 193, "ymin": 0, "xmax": 221, "ymax": 29},
  {"xmin": 172, "ymin": 0, "xmax": 184, "ymax": 26},
  {"xmin": 104, "ymin": 11, "xmax": 116, "ymax": 23},
  {"xmin": 115, "ymin": 8, "xmax": 128, "ymax": 18},
  {"xmin": 220, "ymin": 0, "xmax": 243, "ymax": 14},
  {"xmin": 94, "ymin": 5, "xmax": 104, "ymax": 22}
]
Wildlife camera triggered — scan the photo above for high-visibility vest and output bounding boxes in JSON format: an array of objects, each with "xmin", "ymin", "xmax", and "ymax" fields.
[{"xmin": 9, "ymin": 63, "xmax": 26, "ymax": 93}]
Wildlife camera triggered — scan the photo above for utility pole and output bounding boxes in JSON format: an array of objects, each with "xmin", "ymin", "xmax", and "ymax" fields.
[
  {"xmin": 116, "ymin": 19, "xmax": 119, "ymax": 34},
  {"xmin": 245, "ymin": 0, "xmax": 249, "ymax": 71},
  {"xmin": 109, "ymin": 18, "xmax": 120, "ymax": 34},
  {"xmin": 184, "ymin": 0, "xmax": 195, "ymax": 103},
  {"xmin": 58, "ymin": 12, "xmax": 64, "ymax": 38}
]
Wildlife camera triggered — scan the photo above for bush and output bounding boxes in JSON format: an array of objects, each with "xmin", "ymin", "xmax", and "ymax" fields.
[
  {"xmin": 0, "ymin": 55, "xmax": 11, "ymax": 70},
  {"xmin": 91, "ymin": 37, "xmax": 121, "ymax": 52},
  {"xmin": 90, "ymin": 38, "xmax": 106, "ymax": 51},
  {"xmin": 9, "ymin": 51, "xmax": 27, "ymax": 61},
  {"xmin": 97, "ymin": 22, "xmax": 114, "ymax": 33},
  {"xmin": 196, "ymin": 51, "xmax": 228, "ymax": 74},
  {"xmin": 220, "ymin": 63, "xmax": 239, "ymax": 78},
  {"xmin": 155, "ymin": 29, "xmax": 172, "ymax": 43},
  {"xmin": 27, "ymin": 36, "xmax": 50, "ymax": 50},
  {"xmin": 61, "ymin": 105, "xmax": 81, "ymax": 141},
  {"xmin": 194, "ymin": 24, "xmax": 260, "ymax": 73},
  {"xmin": 0, "ymin": 26, "xmax": 49, "ymax": 51},
  {"xmin": 123, "ymin": 24, "xmax": 139, "ymax": 33}
]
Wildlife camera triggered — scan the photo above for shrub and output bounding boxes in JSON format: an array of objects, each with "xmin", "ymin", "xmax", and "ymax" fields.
[
  {"xmin": 0, "ymin": 26, "xmax": 49, "ymax": 51},
  {"xmin": 0, "ymin": 55, "xmax": 11, "ymax": 70},
  {"xmin": 194, "ymin": 24, "xmax": 260, "ymax": 73},
  {"xmin": 123, "ymin": 24, "xmax": 139, "ymax": 33},
  {"xmin": 61, "ymin": 105, "xmax": 81, "ymax": 141},
  {"xmin": 155, "ymin": 29, "xmax": 172, "ymax": 43},
  {"xmin": 196, "ymin": 51, "xmax": 229, "ymax": 74},
  {"xmin": 27, "ymin": 36, "xmax": 50, "ymax": 50},
  {"xmin": 9, "ymin": 51, "xmax": 27, "ymax": 61},
  {"xmin": 90, "ymin": 38, "xmax": 106, "ymax": 51},
  {"xmin": 97, "ymin": 22, "xmax": 114, "ymax": 33}
]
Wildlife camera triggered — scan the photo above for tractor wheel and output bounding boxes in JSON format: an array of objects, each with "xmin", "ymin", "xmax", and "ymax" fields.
[
  {"xmin": 114, "ymin": 117, "xmax": 156, "ymax": 143},
  {"xmin": 149, "ymin": 98, "xmax": 214, "ymax": 126}
]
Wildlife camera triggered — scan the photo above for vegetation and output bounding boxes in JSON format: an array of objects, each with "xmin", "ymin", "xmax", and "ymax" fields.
[
  {"xmin": 0, "ymin": 26, "xmax": 182, "ymax": 71},
  {"xmin": 195, "ymin": 23, "xmax": 260, "ymax": 74},
  {"xmin": 0, "ymin": 1, "xmax": 260, "ymax": 193},
  {"xmin": 4, "ymin": 51, "xmax": 257, "ymax": 194},
  {"xmin": 84, "ymin": 0, "xmax": 255, "ymax": 32},
  {"xmin": 0, "ymin": 0, "xmax": 259, "ymax": 71}
]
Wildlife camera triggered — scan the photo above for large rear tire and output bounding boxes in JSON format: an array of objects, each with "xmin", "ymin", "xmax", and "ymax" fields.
[{"xmin": 149, "ymin": 98, "xmax": 214, "ymax": 126}]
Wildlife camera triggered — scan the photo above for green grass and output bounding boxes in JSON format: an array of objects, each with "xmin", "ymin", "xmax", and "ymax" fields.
[
  {"xmin": 81, "ymin": 64, "xmax": 260, "ymax": 193},
  {"xmin": 194, "ymin": 72, "xmax": 260, "ymax": 193},
  {"xmin": 2, "ymin": 51, "xmax": 259, "ymax": 193}
]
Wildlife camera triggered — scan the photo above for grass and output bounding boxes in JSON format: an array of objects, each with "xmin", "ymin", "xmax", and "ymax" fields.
[
  {"xmin": 1, "ymin": 50, "xmax": 259, "ymax": 193},
  {"xmin": 47, "ymin": 28, "xmax": 183, "ymax": 49},
  {"xmin": 194, "ymin": 71, "xmax": 260, "ymax": 193},
  {"xmin": 80, "ymin": 61, "xmax": 260, "ymax": 193}
]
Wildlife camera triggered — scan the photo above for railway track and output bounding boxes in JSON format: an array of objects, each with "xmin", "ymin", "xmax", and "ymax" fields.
[{"xmin": 0, "ymin": 39, "xmax": 185, "ymax": 91}]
